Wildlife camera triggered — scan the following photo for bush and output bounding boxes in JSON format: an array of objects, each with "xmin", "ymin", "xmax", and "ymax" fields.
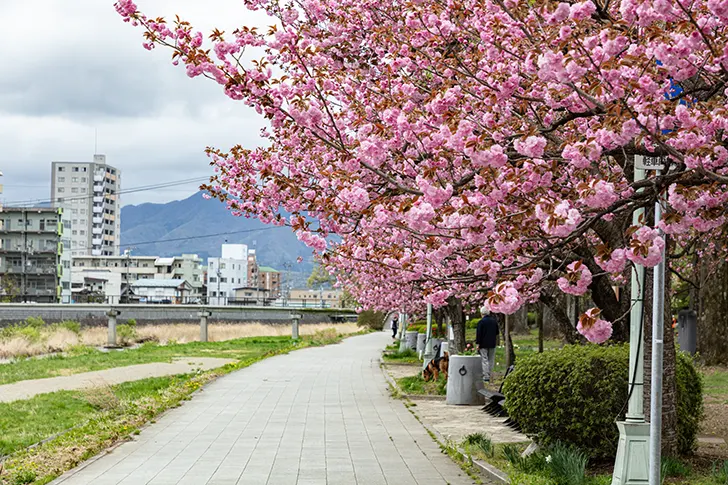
[
  {"xmin": 24, "ymin": 317, "xmax": 45, "ymax": 329},
  {"xmin": 406, "ymin": 323, "xmax": 446, "ymax": 338},
  {"xmin": 117, "ymin": 319, "xmax": 138, "ymax": 346},
  {"xmin": 502, "ymin": 344, "xmax": 703, "ymax": 459},
  {"xmin": 357, "ymin": 310, "xmax": 386, "ymax": 330},
  {"xmin": 58, "ymin": 320, "xmax": 81, "ymax": 335},
  {"xmin": 675, "ymin": 352, "xmax": 704, "ymax": 453},
  {"xmin": 467, "ymin": 318, "xmax": 480, "ymax": 329}
]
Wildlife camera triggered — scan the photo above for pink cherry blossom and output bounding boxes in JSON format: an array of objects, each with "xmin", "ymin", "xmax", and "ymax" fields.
[{"xmin": 577, "ymin": 308, "xmax": 613, "ymax": 344}]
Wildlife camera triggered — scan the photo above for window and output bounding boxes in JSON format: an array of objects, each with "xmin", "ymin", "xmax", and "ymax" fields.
[
  {"xmin": 82, "ymin": 167, "xmax": 87, "ymax": 172},
  {"xmin": 81, "ymin": 188, "xmax": 86, "ymax": 193},
  {"xmin": 58, "ymin": 177, "xmax": 65, "ymax": 183},
  {"xmin": 72, "ymin": 230, "xmax": 77, "ymax": 235},
  {"xmin": 57, "ymin": 198, "xmax": 64, "ymax": 203},
  {"xmin": 72, "ymin": 241, "xmax": 77, "ymax": 247},
  {"xmin": 71, "ymin": 188, "xmax": 78, "ymax": 193},
  {"xmin": 72, "ymin": 177, "xmax": 79, "ymax": 183},
  {"xmin": 58, "ymin": 166, "xmax": 65, "ymax": 172},
  {"xmin": 220, "ymin": 263, "xmax": 226, "ymax": 269},
  {"xmin": 72, "ymin": 219, "xmax": 78, "ymax": 224},
  {"xmin": 209, "ymin": 277, "xmax": 217, "ymax": 283},
  {"xmin": 80, "ymin": 230, "xmax": 85, "ymax": 235},
  {"xmin": 220, "ymin": 278, "xmax": 228, "ymax": 283},
  {"xmin": 72, "ymin": 167, "xmax": 79, "ymax": 172},
  {"xmin": 80, "ymin": 219, "xmax": 86, "ymax": 225},
  {"xmin": 81, "ymin": 177, "xmax": 87, "ymax": 182},
  {"xmin": 58, "ymin": 187, "xmax": 65, "ymax": 193},
  {"xmin": 72, "ymin": 209, "xmax": 78, "ymax": 215},
  {"xmin": 80, "ymin": 209, "xmax": 86, "ymax": 215}
]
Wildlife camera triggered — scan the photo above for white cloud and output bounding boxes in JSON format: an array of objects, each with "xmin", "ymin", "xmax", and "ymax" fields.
[{"xmin": 0, "ymin": 0, "xmax": 272, "ymax": 207}]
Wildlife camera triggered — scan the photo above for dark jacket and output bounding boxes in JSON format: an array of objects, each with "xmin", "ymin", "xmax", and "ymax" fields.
[{"xmin": 476, "ymin": 315, "xmax": 500, "ymax": 349}]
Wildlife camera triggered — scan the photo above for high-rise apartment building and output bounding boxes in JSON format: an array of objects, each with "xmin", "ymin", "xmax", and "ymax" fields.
[{"xmin": 51, "ymin": 154, "xmax": 121, "ymax": 256}]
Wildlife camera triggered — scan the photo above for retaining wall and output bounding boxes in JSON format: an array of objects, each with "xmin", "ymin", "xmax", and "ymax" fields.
[{"xmin": 0, "ymin": 304, "xmax": 356, "ymax": 327}]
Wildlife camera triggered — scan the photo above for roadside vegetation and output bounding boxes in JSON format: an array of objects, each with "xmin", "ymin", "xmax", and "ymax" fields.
[{"xmin": 0, "ymin": 327, "xmax": 357, "ymax": 485}]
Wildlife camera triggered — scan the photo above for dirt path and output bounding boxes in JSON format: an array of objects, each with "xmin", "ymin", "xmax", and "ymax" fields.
[{"xmin": 0, "ymin": 358, "xmax": 235, "ymax": 403}]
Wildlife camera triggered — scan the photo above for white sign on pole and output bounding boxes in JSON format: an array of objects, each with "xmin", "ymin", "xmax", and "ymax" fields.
[{"xmin": 634, "ymin": 155, "xmax": 666, "ymax": 171}]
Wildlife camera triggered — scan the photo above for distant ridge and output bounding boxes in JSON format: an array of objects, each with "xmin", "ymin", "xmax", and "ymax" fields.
[{"xmin": 120, "ymin": 192, "xmax": 314, "ymax": 272}]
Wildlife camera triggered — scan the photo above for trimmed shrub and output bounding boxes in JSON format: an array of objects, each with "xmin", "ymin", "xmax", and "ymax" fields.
[
  {"xmin": 467, "ymin": 318, "xmax": 480, "ymax": 329},
  {"xmin": 502, "ymin": 344, "xmax": 703, "ymax": 459},
  {"xmin": 675, "ymin": 352, "xmax": 704, "ymax": 453},
  {"xmin": 357, "ymin": 310, "xmax": 386, "ymax": 330},
  {"xmin": 405, "ymin": 324, "xmax": 445, "ymax": 338}
]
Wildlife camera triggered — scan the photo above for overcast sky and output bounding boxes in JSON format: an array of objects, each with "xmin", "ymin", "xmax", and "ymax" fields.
[{"xmin": 0, "ymin": 0, "xmax": 271, "ymax": 208}]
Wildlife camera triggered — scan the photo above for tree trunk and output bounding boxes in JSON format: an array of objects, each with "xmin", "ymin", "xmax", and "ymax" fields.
[
  {"xmin": 446, "ymin": 296, "xmax": 466, "ymax": 354},
  {"xmin": 643, "ymin": 265, "xmax": 679, "ymax": 457},
  {"xmin": 696, "ymin": 256, "xmax": 728, "ymax": 365},
  {"xmin": 497, "ymin": 313, "xmax": 516, "ymax": 366},
  {"xmin": 537, "ymin": 304, "xmax": 544, "ymax": 353},
  {"xmin": 434, "ymin": 308, "xmax": 446, "ymax": 340},
  {"xmin": 540, "ymin": 290, "xmax": 583, "ymax": 344},
  {"xmin": 511, "ymin": 306, "xmax": 530, "ymax": 334}
]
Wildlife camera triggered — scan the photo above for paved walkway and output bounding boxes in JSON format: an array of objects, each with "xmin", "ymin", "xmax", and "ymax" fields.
[
  {"xmin": 51, "ymin": 332, "xmax": 477, "ymax": 485},
  {"xmin": 0, "ymin": 358, "xmax": 235, "ymax": 403}
]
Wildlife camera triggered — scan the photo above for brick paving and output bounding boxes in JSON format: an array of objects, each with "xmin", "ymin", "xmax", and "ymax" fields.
[{"xmin": 51, "ymin": 332, "xmax": 478, "ymax": 485}]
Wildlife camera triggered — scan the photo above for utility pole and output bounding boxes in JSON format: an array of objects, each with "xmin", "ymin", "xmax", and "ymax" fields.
[
  {"xmin": 124, "ymin": 248, "xmax": 131, "ymax": 303},
  {"xmin": 216, "ymin": 268, "xmax": 222, "ymax": 306}
]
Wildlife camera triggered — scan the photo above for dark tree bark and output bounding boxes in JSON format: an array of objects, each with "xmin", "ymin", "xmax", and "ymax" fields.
[
  {"xmin": 511, "ymin": 306, "xmax": 530, "ymax": 334},
  {"xmin": 643, "ymin": 263, "xmax": 679, "ymax": 457},
  {"xmin": 496, "ymin": 313, "xmax": 516, "ymax": 366},
  {"xmin": 539, "ymin": 290, "xmax": 583, "ymax": 344},
  {"xmin": 696, "ymin": 256, "xmax": 728, "ymax": 365},
  {"xmin": 445, "ymin": 296, "xmax": 466, "ymax": 354},
  {"xmin": 537, "ymin": 303, "xmax": 544, "ymax": 353}
]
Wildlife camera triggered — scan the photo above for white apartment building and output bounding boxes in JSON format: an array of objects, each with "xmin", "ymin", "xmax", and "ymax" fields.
[
  {"xmin": 71, "ymin": 253, "xmax": 204, "ymax": 300},
  {"xmin": 51, "ymin": 154, "xmax": 121, "ymax": 257},
  {"xmin": 71, "ymin": 270, "xmax": 123, "ymax": 303},
  {"xmin": 207, "ymin": 244, "xmax": 249, "ymax": 305}
]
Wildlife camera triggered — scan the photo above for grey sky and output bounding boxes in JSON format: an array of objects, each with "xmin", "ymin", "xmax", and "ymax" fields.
[{"xmin": 0, "ymin": 0, "xmax": 270, "ymax": 207}]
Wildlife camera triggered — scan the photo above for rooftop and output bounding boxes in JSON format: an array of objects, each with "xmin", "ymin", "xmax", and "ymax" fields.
[
  {"xmin": 131, "ymin": 279, "xmax": 188, "ymax": 288},
  {"xmin": 258, "ymin": 266, "xmax": 279, "ymax": 273}
]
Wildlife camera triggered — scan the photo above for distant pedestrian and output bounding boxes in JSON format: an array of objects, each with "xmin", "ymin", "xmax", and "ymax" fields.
[
  {"xmin": 476, "ymin": 307, "xmax": 499, "ymax": 383},
  {"xmin": 391, "ymin": 315, "xmax": 399, "ymax": 339}
]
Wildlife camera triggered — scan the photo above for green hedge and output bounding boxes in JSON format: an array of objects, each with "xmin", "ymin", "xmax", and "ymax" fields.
[
  {"xmin": 407, "ymin": 322, "xmax": 446, "ymax": 338},
  {"xmin": 502, "ymin": 344, "xmax": 703, "ymax": 459}
]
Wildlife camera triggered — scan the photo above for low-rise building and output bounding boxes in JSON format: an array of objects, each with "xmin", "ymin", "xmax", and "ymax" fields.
[
  {"xmin": 231, "ymin": 286, "xmax": 271, "ymax": 304},
  {"xmin": 207, "ymin": 244, "xmax": 249, "ymax": 305},
  {"xmin": 72, "ymin": 253, "xmax": 204, "ymax": 301},
  {"xmin": 288, "ymin": 288, "xmax": 343, "ymax": 308},
  {"xmin": 71, "ymin": 270, "xmax": 122, "ymax": 303},
  {"xmin": 131, "ymin": 279, "xmax": 193, "ymax": 304},
  {"xmin": 258, "ymin": 266, "xmax": 281, "ymax": 298},
  {"xmin": 0, "ymin": 207, "xmax": 68, "ymax": 302}
]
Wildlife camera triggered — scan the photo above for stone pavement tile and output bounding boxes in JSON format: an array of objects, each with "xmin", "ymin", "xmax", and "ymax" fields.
[{"xmin": 51, "ymin": 333, "xmax": 478, "ymax": 485}]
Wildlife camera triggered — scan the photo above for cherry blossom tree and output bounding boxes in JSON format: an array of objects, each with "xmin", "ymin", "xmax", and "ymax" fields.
[{"xmin": 116, "ymin": 0, "xmax": 728, "ymax": 348}]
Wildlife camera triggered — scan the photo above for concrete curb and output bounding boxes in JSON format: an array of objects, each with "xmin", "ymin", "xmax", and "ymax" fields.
[{"xmin": 380, "ymin": 359, "xmax": 510, "ymax": 484}]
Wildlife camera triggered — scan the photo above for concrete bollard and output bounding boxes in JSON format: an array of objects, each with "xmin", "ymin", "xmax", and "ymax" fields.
[
  {"xmin": 678, "ymin": 309, "xmax": 697, "ymax": 355},
  {"xmin": 416, "ymin": 333, "xmax": 427, "ymax": 354},
  {"xmin": 446, "ymin": 355, "xmax": 484, "ymax": 405},
  {"xmin": 290, "ymin": 312, "xmax": 302, "ymax": 340},
  {"xmin": 440, "ymin": 341, "xmax": 449, "ymax": 355},
  {"xmin": 405, "ymin": 331, "xmax": 418, "ymax": 350},
  {"xmin": 106, "ymin": 309, "xmax": 120, "ymax": 348},
  {"xmin": 198, "ymin": 310, "xmax": 212, "ymax": 342},
  {"xmin": 430, "ymin": 339, "xmax": 442, "ymax": 359}
]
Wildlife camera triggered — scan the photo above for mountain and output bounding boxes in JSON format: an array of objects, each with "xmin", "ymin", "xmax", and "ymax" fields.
[{"xmin": 120, "ymin": 192, "xmax": 314, "ymax": 273}]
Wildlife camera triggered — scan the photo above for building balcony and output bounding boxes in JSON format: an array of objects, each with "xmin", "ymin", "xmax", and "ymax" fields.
[
  {"xmin": 92, "ymin": 206, "xmax": 103, "ymax": 214},
  {"xmin": 92, "ymin": 217, "xmax": 103, "ymax": 224},
  {"xmin": 94, "ymin": 174, "xmax": 105, "ymax": 182},
  {"xmin": 93, "ymin": 196, "xmax": 103, "ymax": 203},
  {"xmin": 92, "ymin": 227, "xmax": 103, "ymax": 235},
  {"xmin": 91, "ymin": 249, "xmax": 102, "ymax": 256},
  {"xmin": 92, "ymin": 238, "xmax": 103, "ymax": 246}
]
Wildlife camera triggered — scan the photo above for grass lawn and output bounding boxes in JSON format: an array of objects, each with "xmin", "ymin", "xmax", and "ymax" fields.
[
  {"xmin": 0, "ymin": 330, "xmax": 350, "ymax": 485},
  {"xmin": 397, "ymin": 374, "xmax": 447, "ymax": 395},
  {"xmin": 0, "ymin": 336, "xmax": 295, "ymax": 385}
]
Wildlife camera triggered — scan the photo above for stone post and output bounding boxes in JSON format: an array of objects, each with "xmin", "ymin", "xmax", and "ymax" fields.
[
  {"xmin": 106, "ymin": 309, "xmax": 120, "ymax": 348},
  {"xmin": 291, "ymin": 312, "xmax": 302, "ymax": 340},
  {"xmin": 199, "ymin": 309, "xmax": 212, "ymax": 342}
]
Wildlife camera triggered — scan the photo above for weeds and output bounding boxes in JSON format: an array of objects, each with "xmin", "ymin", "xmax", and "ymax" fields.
[
  {"xmin": 712, "ymin": 460, "xmax": 728, "ymax": 484},
  {"xmin": 503, "ymin": 442, "xmax": 588, "ymax": 485},
  {"xmin": 82, "ymin": 385, "xmax": 121, "ymax": 412},
  {"xmin": 463, "ymin": 433, "xmax": 494, "ymax": 458}
]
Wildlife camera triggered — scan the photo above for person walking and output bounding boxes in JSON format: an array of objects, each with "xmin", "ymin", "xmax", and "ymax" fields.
[
  {"xmin": 476, "ymin": 307, "xmax": 499, "ymax": 383},
  {"xmin": 391, "ymin": 315, "xmax": 399, "ymax": 339}
]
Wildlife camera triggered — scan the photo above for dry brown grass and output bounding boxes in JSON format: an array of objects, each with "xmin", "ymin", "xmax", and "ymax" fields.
[{"xmin": 0, "ymin": 322, "xmax": 361, "ymax": 360}]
